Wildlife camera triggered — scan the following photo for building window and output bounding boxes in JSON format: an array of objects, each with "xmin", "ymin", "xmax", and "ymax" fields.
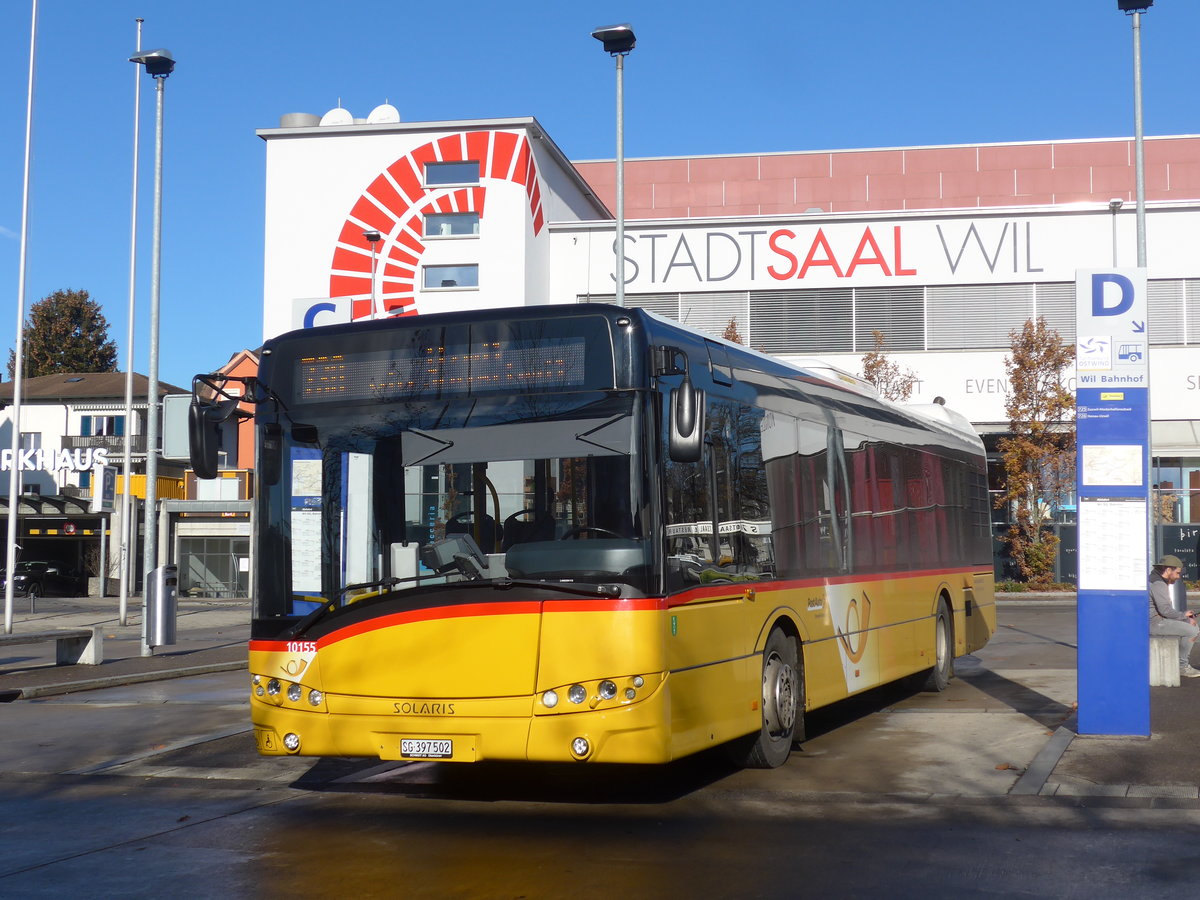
[
  {"xmin": 81, "ymin": 415, "xmax": 125, "ymax": 437},
  {"xmin": 19, "ymin": 432, "xmax": 41, "ymax": 451},
  {"xmin": 424, "ymin": 161, "xmax": 479, "ymax": 186},
  {"xmin": 424, "ymin": 212, "xmax": 480, "ymax": 238},
  {"xmin": 423, "ymin": 265, "xmax": 479, "ymax": 290}
]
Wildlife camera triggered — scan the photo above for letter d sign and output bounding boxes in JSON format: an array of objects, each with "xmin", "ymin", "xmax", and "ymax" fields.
[{"xmin": 1091, "ymin": 273, "xmax": 1134, "ymax": 317}]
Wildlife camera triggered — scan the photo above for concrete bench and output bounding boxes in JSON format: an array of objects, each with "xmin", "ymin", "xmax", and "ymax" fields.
[
  {"xmin": 0, "ymin": 628, "xmax": 103, "ymax": 666},
  {"xmin": 1150, "ymin": 634, "xmax": 1180, "ymax": 687}
]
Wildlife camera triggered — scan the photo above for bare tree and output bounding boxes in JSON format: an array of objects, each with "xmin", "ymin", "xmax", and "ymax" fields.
[
  {"xmin": 722, "ymin": 317, "xmax": 744, "ymax": 345},
  {"xmin": 860, "ymin": 330, "xmax": 918, "ymax": 401},
  {"xmin": 995, "ymin": 317, "xmax": 1075, "ymax": 586}
]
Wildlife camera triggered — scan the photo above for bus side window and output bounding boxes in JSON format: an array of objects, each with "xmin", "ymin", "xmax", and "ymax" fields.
[{"xmin": 710, "ymin": 400, "xmax": 772, "ymax": 578}]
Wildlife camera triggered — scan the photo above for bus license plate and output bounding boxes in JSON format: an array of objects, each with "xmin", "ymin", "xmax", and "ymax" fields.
[{"xmin": 401, "ymin": 738, "xmax": 452, "ymax": 759}]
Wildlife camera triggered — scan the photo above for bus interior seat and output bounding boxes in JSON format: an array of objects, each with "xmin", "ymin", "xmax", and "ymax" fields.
[{"xmin": 502, "ymin": 509, "xmax": 557, "ymax": 551}]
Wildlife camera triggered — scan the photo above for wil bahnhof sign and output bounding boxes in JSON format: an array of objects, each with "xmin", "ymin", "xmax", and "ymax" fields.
[{"xmin": 1074, "ymin": 268, "xmax": 1150, "ymax": 736}]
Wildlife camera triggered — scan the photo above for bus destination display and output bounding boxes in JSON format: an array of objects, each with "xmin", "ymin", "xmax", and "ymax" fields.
[{"xmin": 297, "ymin": 338, "xmax": 587, "ymax": 402}]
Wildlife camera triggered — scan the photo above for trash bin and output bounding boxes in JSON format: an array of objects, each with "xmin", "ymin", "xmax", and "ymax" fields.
[{"xmin": 146, "ymin": 564, "xmax": 178, "ymax": 648}]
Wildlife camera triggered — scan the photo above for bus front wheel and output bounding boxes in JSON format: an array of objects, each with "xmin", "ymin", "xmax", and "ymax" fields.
[
  {"xmin": 735, "ymin": 628, "xmax": 803, "ymax": 769},
  {"xmin": 908, "ymin": 597, "xmax": 953, "ymax": 692}
]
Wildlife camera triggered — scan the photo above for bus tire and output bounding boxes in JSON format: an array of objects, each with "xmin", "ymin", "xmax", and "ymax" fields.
[
  {"xmin": 735, "ymin": 627, "xmax": 803, "ymax": 769},
  {"xmin": 910, "ymin": 597, "xmax": 953, "ymax": 692}
]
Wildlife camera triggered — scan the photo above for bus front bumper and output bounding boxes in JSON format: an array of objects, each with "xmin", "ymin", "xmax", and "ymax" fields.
[{"xmin": 250, "ymin": 687, "xmax": 676, "ymax": 764}]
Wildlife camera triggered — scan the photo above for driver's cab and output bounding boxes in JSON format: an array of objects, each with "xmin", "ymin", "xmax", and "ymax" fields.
[{"xmin": 391, "ymin": 454, "xmax": 651, "ymax": 594}]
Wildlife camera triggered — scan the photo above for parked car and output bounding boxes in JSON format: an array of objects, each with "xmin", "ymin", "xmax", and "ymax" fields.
[{"xmin": 0, "ymin": 561, "xmax": 86, "ymax": 600}]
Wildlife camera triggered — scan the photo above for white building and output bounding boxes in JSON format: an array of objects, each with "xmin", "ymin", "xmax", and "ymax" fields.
[
  {"xmin": 257, "ymin": 111, "xmax": 1200, "ymax": 575},
  {"xmin": 0, "ymin": 372, "xmax": 185, "ymax": 588}
]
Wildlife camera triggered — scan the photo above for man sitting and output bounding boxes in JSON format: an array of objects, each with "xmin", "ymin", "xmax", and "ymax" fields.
[{"xmin": 1149, "ymin": 554, "xmax": 1200, "ymax": 678}]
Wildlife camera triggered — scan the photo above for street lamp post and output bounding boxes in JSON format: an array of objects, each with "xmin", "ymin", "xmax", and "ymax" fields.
[
  {"xmin": 1108, "ymin": 198, "xmax": 1123, "ymax": 266},
  {"xmin": 591, "ymin": 23, "xmax": 636, "ymax": 308},
  {"xmin": 1118, "ymin": 1, "xmax": 1151, "ymax": 267},
  {"xmin": 5, "ymin": 0, "xmax": 39, "ymax": 636},
  {"xmin": 119, "ymin": 17, "xmax": 144, "ymax": 627},
  {"xmin": 364, "ymin": 230, "xmax": 382, "ymax": 317},
  {"xmin": 130, "ymin": 47, "xmax": 174, "ymax": 656}
]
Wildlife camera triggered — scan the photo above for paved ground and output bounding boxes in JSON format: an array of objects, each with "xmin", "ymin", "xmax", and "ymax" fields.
[
  {"xmin": 2, "ymin": 592, "xmax": 1197, "ymax": 802},
  {"xmin": 0, "ymin": 594, "xmax": 248, "ymax": 699}
]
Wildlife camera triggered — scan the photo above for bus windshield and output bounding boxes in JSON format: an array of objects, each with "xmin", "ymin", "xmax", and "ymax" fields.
[{"xmin": 255, "ymin": 392, "xmax": 654, "ymax": 621}]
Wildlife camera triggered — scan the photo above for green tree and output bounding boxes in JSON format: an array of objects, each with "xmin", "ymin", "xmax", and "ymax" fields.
[
  {"xmin": 996, "ymin": 317, "xmax": 1075, "ymax": 587},
  {"xmin": 7, "ymin": 288, "xmax": 118, "ymax": 379},
  {"xmin": 860, "ymin": 329, "xmax": 918, "ymax": 401}
]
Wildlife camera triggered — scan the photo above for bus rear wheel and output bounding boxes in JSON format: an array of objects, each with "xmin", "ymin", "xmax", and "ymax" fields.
[{"xmin": 735, "ymin": 628, "xmax": 803, "ymax": 769}]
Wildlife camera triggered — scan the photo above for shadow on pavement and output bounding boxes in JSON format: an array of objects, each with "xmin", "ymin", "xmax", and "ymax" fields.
[{"xmin": 956, "ymin": 667, "xmax": 1075, "ymax": 729}]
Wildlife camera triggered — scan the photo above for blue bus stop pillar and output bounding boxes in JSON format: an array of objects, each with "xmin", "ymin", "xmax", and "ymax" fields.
[{"xmin": 1077, "ymin": 589, "xmax": 1149, "ymax": 735}]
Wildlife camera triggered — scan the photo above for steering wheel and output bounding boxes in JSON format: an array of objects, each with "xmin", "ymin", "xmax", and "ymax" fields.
[{"xmin": 560, "ymin": 525, "xmax": 622, "ymax": 540}]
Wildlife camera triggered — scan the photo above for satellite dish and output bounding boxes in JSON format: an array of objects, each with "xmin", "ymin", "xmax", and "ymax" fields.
[
  {"xmin": 367, "ymin": 103, "xmax": 401, "ymax": 124},
  {"xmin": 319, "ymin": 106, "xmax": 354, "ymax": 126}
]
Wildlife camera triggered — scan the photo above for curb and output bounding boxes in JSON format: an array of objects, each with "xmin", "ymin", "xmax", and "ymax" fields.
[
  {"xmin": 15, "ymin": 660, "xmax": 247, "ymax": 700},
  {"xmin": 1011, "ymin": 717, "xmax": 1077, "ymax": 796}
]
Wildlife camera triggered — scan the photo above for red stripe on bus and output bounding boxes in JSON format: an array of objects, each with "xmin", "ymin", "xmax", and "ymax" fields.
[
  {"xmin": 664, "ymin": 565, "xmax": 990, "ymax": 607},
  {"xmin": 249, "ymin": 596, "xmax": 667, "ymax": 651}
]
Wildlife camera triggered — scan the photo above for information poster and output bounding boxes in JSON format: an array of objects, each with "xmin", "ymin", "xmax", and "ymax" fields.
[
  {"xmin": 290, "ymin": 451, "xmax": 323, "ymax": 595},
  {"xmin": 1077, "ymin": 498, "xmax": 1148, "ymax": 591}
]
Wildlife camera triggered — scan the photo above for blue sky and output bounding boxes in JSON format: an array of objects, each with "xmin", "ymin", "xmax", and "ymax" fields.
[{"xmin": 1, "ymin": 1, "xmax": 1197, "ymax": 390}]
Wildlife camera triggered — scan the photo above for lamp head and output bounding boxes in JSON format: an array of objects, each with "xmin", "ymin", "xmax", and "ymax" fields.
[
  {"xmin": 592, "ymin": 24, "xmax": 636, "ymax": 55},
  {"xmin": 1117, "ymin": 1, "xmax": 1153, "ymax": 12},
  {"xmin": 1109, "ymin": 198, "xmax": 1124, "ymax": 212},
  {"xmin": 130, "ymin": 48, "xmax": 176, "ymax": 77},
  {"xmin": 363, "ymin": 230, "xmax": 382, "ymax": 243}
]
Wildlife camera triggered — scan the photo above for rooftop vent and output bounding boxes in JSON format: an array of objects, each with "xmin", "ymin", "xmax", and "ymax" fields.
[{"xmin": 279, "ymin": 112, "xmax": 320, "ymax": 128}]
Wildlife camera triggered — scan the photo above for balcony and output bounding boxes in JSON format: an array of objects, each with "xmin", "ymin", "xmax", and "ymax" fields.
[{"xmin": 61, "ymin": 434, "xmax": 148, "ymax": 453}]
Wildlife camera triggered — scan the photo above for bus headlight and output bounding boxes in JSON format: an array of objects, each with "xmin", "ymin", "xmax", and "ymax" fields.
[
  {"xmin": 267, "ymin": 679, "xmax": 281, "ymax": 696},
  {"xmin": 287, "ymin": 683, "xmax": 302, "ymax": 702},
  {"xmin": 308, "ymin": 689, "xmax": 324, "ymax": 707},
  {"xmin": 283, "ymin": 732, "xmax": 301, "ymax": 752},
  {"xmin": 571, "ymin": 736, "xmax": 591, "ymax": 759},
  {"xmin": 537, "ymin": 674, "xmax": 655, "ymax": 714}
]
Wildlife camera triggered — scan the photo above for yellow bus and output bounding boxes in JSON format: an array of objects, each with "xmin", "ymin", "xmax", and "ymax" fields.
[{"xmin": 190, "ymin": 304, "xmax": 995, "ymax": 768}]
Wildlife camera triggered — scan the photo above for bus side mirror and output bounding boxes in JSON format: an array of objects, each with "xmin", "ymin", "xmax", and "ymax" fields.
[
  {"xmin": 668, "ymin": 375, "xmax": 705, "ymax": 463},
  {"xmin": 188, "ymin": 401, "xmax": 222, "ymax": 480},
  {"xmin": 188, "ymin": 393, "xmax": 247, "ymax": 479}
]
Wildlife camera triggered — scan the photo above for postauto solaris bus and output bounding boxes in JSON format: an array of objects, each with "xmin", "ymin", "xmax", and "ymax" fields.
[{"xmin": 188, "ymin": 304, "xmax": 995, "ymax": 768}]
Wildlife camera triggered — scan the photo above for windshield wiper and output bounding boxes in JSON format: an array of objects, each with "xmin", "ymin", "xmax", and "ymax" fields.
[
  {"xmin": 486, "ymin": 578, "xmax": 621, "ymax": 598},
  {"xmin": 282, "ymin": 576, "xmax": 404, "ymax": 639},
  {"xmin": 283, "ymin": 574, "xmax": 621, "ymax": 640}
]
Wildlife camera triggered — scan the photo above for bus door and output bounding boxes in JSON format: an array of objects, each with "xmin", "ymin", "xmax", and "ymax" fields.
[{"xmin": 662, "ymin": 394, "xmax": 770, "ymax": 740}]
